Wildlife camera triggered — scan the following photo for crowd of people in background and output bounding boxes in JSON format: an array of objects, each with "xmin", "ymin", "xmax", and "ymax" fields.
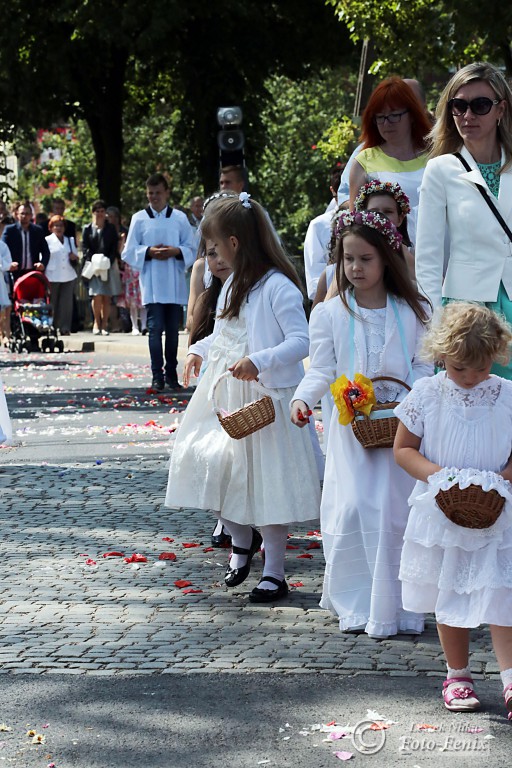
[{"xmin": 0, "ymin": 190, "xmax": 204, "ymax": 349}]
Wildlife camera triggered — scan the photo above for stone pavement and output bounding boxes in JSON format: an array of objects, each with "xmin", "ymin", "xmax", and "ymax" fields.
[
  {"xmin": 0, "ymin": 345, "xmax": 497, "ymax": 679},
  {"xmin": 0, "ymin": 345, "xmax": 509, "ymax": 767}
]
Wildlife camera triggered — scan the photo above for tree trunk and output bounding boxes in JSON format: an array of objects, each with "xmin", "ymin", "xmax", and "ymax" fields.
[{"xmin": 74, "ymin": 48, "xmax": 127, "ymax": 207}]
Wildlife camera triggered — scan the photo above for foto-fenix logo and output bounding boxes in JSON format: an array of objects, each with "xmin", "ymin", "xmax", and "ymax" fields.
[{"xmin": 351, "ymin": 719, "xmax": 387, "ymax": 755}]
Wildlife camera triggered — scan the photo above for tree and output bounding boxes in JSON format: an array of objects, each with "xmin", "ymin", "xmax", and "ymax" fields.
[
  {"xmin": 253, "ymin": 67, "xmax": 357, "ymax": 252},
  {"xmin": 0, "ymin": 1, "xmax": 355, "ymax": 205},
  {"xmin": 327, "ymin": 1, "xmax": 512, "ymax": 77}
]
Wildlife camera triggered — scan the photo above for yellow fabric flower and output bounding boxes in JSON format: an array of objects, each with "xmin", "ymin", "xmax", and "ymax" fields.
[{"xmin": 330, "ymin": 373, "xmax": 376, "ymax": 425}]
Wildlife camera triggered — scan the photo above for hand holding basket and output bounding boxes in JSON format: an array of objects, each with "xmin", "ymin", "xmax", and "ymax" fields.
[{"xmin": 210, "ymin": 370, "xmax": 280, "ymax": 440}]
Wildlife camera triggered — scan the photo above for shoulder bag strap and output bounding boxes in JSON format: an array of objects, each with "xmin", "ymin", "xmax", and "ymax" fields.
[{"xmin": 453, "ymin": 151, "xmax": 512, "ymax": 241}]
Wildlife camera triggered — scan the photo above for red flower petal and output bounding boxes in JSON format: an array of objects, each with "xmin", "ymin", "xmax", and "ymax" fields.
[
  {"xmin": 306, "ymin": 542, "xmax": 321, "ymax": 550},
  {"xmin": 159, "ymin": 552, "xmax": 177, "ymax": 561},
  {"xmin": 326, "ymin": 721, "xmax": 337, "ymax": 727},
  {"xmin": 85, "ymin": 558, "xmax": 97, "ymax": 566},
  {"xmin": 182, "ymin": 588, "xmax": 203, "ymax": 594},
  {"xmin": 174, "ymin": 580, "xmax": 192, "ymax": 588},
  {"xmin": 102, "ymin": 551, "xmax": 124, "ymax": 558},
  {"xmin": 297, "ymin": 553, "xmax": 313, "ymax": 559},
  {"xmin": 290, "ymin": 581, "xmax": 304, "ymax": 587},
  {"xmin": 182, "ymin": 542, "xmax": 201, "ymax": 548},
  {"xmin": 286, "ymin": 544, "xmax": 300, "ymax": 550},
  {"xmin": 124, "ymin": 553, "xmax": 148, "ymax": 563},
  {"xmin": 162, "ymin": 537, "xmax": 174, "ymax": 542},
  {"xmin": 203, "ymin": 547, "xmax": 214, "ymax": 553}
]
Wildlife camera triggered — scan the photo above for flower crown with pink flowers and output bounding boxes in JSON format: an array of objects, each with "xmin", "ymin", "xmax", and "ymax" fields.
[
  {"xmin": 354, "ymin": 180, "xmax": 411, "ymax": 216},
  {"xmin": 334, "ymin": 210, "xmax": 403, "ymax": 251}
]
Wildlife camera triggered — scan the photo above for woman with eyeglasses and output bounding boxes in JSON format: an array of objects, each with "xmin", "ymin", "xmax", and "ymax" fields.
[
  {"xmin": 415, "ymin": 62, "xmax": 512, "ymax": 378},
  {"xmin": 349, "ymin": 77, "xmax": 432, "ymax": 238}
]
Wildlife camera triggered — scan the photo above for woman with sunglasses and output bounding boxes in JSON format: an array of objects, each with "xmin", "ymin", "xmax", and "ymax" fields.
[
  {"xmin": 349, "ymin": 77, "xmax": 432, "ymax": 239},
  {"xmin": 415, "ymin": 62, "xmax": 512, "ymax": 378}
]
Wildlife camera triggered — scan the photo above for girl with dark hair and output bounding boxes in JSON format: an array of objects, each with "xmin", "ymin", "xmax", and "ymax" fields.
[
  {"xmin": 188, "ymin": 238, "xmax": 232, "ymax": 346},
  {"xmin": 292, "ymin": 211, "xmax": 432, "ymax": 638},
  {"xmin": 354, "ymin": 180, "xmax": 415, "ymax": 279},
  {"xmin": 166, "ymin": 193, "xmax": 322, "ymax": 602}
]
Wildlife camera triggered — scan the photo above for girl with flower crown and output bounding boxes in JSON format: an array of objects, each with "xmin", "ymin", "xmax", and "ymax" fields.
[
  {"xmin": 354, "ymin": 180, "xmax": 415, "ymax": 281},
  {"xmin": 291, "ymin": 210, "xmax": 433, "ymax": 638},
  {"xmin": 166, "ymin": 193, "xmax": 322, "ymax": 603}
]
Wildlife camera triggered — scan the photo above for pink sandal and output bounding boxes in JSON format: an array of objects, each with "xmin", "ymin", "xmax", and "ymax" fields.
[
  {"xmin": 442, "ymin": 677, "xmax": 481, "ymax": 712},
  {"xmin": 504, "ymin": 683, "xmax": 512, "ymax": 721}
]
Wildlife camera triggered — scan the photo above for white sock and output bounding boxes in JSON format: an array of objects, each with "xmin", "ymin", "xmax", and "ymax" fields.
[
  {"xmin": 500, "ymin": 667, "xmax": 512, "ymax": 689},
  {"xmin": 212, "ymin": 519, "xmax": 223, "ymax": 537},
  {"xmin": 129, "ymin": 306, "xmax": 139, "ymax": 329},
  {"xmin": 447, "ymin": 665, "xmax": 472, "ymax": 681},
  {"xmin": 218, "ymin": 517, "xmax": 253, "ymax": 570},
  {"xmin": 258, "ymin": 524, "xmax": 288, "ymax": 590}
]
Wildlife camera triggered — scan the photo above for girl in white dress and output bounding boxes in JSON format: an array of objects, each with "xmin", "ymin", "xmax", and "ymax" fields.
[
  {"xmin": 292, "ymin": 210, "xmax": 432, "ymax": 638},
  {"xmin": 394, "ymin": 302, "xmax": 512, "ymax": 719},
  {"xmin": 166, "ymin": 192, "xmax": 322, "ymax": 603}
]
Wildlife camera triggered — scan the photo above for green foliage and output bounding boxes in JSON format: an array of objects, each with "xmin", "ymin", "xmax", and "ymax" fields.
[
  {"xmin": 253, "ymin": 67, "xmax": 357, "ymax": 253},
  {"xmin": 327, "ymin": 0, "xmax": 512, "ymax": 76},
  {"xmin": 16, "ymin": 122, "xmax": 98, "ymax": 227}
]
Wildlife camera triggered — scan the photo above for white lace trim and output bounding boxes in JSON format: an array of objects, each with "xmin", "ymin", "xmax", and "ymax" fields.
[{"xmin": 359, "ymin": 306, "xmax": 401, "ymax": 402}]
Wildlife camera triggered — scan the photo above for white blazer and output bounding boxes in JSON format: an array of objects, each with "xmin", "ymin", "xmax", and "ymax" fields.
[
  {"xmin": 415, "ymin": 145, "xmax": 512, "ymax": 308},
  {"xmin": 293, "ymin": 293, "xmax": 433, "ymax": 410},
  {"xmin": 189, "ymin": 270, "xmax": 309, "ymax": 389}
]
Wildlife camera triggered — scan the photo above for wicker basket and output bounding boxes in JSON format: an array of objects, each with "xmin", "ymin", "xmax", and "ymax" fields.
[
  {"xmin": 351, "ymin": 375, "xmax": 410, "ymax": 449},
  {"xmin": 211, "ymin": 370, "xmax": 276, "ymax": 440},
  {"xmin": 435, "ymin": 483, "xmax": 505, "ymax": 529}
]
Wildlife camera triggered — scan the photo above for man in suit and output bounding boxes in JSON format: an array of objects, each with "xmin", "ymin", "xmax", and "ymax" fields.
[{"xmin": 2, "ymin": 201, "xmax": 50, "ymax": 282}]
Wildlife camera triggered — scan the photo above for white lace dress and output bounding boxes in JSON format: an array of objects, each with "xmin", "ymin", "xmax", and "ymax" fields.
[
  {"xmin": 396, "ymin": 372, "xmax": 512, "ymax": 627},
  {"xmin": 165, "ymin": 305, "xmax": 321, "ymax": 526},
  {"xmin": 319, "ymin": 306, "xmax": 424, "ymax": 636}
]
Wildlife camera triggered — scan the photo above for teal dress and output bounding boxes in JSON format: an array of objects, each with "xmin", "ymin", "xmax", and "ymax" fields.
[{"xmin": 444, "ymin": 161, "xmax": 512, "ymax": 379}]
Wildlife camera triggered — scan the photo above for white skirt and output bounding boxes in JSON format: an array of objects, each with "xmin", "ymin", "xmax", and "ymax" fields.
[
  {"xmin": 400, "ymin": 467, "xmax": 512, "ymax": 627},
  {"xmin": 165, "ymin": 317, "xmax": 321, "ymax": 526},
  {"xmin": 0, "ymin": 374, "xmax": 12, "ymax": 444}
]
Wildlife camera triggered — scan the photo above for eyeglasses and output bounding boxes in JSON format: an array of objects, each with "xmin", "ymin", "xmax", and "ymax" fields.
[
  {"xmin": 449, "ymin": 97, "xmax": 501, "ymax": 116},
  {"xmin": 374, "ymin": 110, "xmax": 408, "ymax": 125}
]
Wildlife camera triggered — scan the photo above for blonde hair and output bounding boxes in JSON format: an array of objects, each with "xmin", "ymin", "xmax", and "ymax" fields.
[
  {"xmin": 429, "ymin": 62, "xmax": 512, "ymax": 170},
  {"xmin": 422, "ymin": 302, "xmax": 512, "ymax": 366}
]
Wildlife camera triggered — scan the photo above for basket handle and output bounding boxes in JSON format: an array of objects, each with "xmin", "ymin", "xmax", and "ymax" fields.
[
  {"xmin": 370, "ymin": 375, "xmax": 411, "ymax": 392},
  {"xmin": 208, "ymin": 370, "xmax": 283, "ymax": 414}
]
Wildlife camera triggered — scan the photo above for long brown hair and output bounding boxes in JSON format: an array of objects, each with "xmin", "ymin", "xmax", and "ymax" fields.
[
  {"xmin": 360, "ymin": 77, "xmax": 431, "ymax": 151},
  {"xmin": 201, "ymin": 196, "xmax": 301, "ymax": 319},
  {"xmin": 334, "ymin": 223, "xmax": 430, "ymax": 323}
]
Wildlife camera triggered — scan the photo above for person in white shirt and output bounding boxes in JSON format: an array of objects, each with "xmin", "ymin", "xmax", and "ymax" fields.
[
  {"xmin": 303, "ymin": 165, "xmax": 344, "ymax": 300},
  {"xmin": 45, "ymin": 215, "xmax": 79, "ymax": 335},
  {"xmin": 122, "ymin": 173, "xmax": 196, "ymax": 390}
]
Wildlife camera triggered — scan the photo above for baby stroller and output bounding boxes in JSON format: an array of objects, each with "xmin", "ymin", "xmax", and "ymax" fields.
[{"xmin": 9, "ymin": 271, "xmax": 64, "ymax": 353}]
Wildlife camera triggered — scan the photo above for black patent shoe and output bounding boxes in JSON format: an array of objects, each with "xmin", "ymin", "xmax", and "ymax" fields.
[
  {"xmin": 151, "ymin": 378, "xmax": 165, "ymax": 392},
  {"xmin": 249, "ymin": 576, "xmax": 289, "ymax": 603},
  {"xmin": 224, "ymin": 528, "xmax": 263, "ymax": 588},
  {"xmin": 211, "ymin": 525, "xmax": 232, "ymax": 548}
]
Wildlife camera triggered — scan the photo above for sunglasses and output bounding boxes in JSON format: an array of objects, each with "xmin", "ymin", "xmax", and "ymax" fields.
[
  {"xmin": 449, "ymin": 97, "xmax": 501, "ymax": 116},
  {"xmin": 374, "ymin": 110, "xmax": 408, "ymax": 125}
]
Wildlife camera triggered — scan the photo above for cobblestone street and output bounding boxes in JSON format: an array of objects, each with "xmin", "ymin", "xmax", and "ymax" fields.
[{"xmin": 0, "ymin": 340, "xmax": 508, "ymax": 767}]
